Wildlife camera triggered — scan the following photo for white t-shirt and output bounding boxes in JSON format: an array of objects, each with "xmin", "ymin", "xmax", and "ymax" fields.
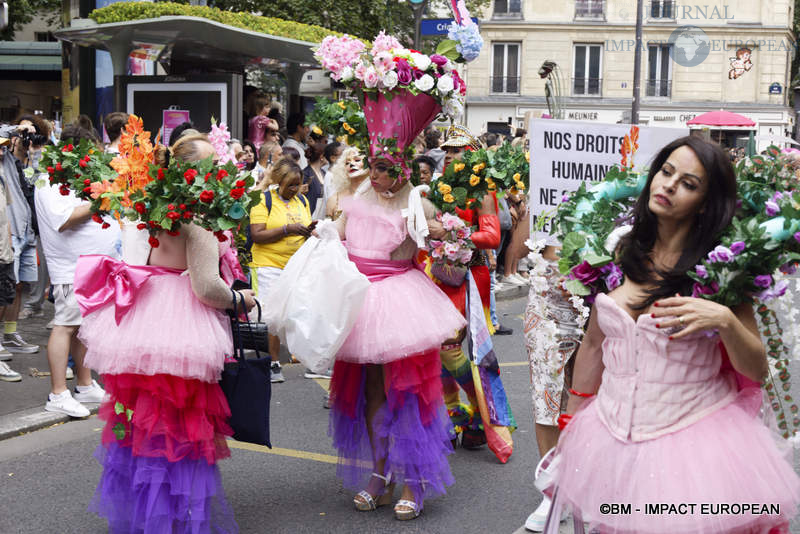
[{"xmin": 34, "ymin": 184, "xmax": 121, "ymax": 284}]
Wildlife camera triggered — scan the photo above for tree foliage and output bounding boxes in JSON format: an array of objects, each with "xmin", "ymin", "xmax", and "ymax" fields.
[
  {"xmin": 1, "ymin": 0, "xmax": 62, "ymax": 41},
  {"xmin": 208, "ymin": 0, "xmax": 490, "ymax": 48}
]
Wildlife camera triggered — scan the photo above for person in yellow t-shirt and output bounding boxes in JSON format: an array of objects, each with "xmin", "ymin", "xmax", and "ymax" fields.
[{"xmin": 249, "ymin": 157, "xmax": 315, "ymax": 383}]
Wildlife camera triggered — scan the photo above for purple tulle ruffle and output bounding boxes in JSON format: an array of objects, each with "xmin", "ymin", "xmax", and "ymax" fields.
[
  {"xmin": 89, "ymin": 442, "xmax": 238, "ymax": 534},
  {"xmin": 329, "ymin": 374, "xmax": 454, "ymax": 507}
]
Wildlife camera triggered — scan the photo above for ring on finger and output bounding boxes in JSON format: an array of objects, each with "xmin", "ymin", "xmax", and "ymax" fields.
[{"xmin": 678, "ymin": 316, "xmax": 684, "ymax": 325}]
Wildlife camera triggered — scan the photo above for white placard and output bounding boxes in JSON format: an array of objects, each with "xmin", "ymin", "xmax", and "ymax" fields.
[{"xmin": 529, "ymin": 119, "xmax": 688, "ymax": 242}]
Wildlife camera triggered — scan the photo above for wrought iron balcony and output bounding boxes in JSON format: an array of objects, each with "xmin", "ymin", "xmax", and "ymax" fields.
[{"xmin": 490, "ymin": 76, "xmax": 521, "ymax": 94}]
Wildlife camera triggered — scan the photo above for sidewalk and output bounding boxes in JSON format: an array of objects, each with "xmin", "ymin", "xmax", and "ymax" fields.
[{"xmin": 0, "ymin": 282, "xmax": 530, "ymax": 440}]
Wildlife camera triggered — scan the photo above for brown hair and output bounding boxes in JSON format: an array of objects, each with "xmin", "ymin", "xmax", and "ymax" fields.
[
  {"xmin": 153, "ymin": 134, "xmax": 212, "ymax": 167},
  {"xmin": 103, "ymin": 112, "xmax": 129, "ymax": 143},
  {"xmin": 258, "ymin": 140, "xmax": 281, "ymax": 163},
  {"xmin": 269, "ymin": 157, "xmax": 302, "ymax": 187},
  {"xmin": 246, "ymin": 92, "xmax": 271, "ymax": 118}
]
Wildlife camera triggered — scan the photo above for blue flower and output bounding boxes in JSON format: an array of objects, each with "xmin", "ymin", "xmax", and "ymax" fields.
[{"xmin": 447, "ymin": 23, "xmax": 483, "ymax": 62}]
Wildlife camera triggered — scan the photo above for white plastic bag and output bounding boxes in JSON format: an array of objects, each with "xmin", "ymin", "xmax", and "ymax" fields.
[{"xmin": 263, "ymin": 222, "xmax": 370, "ymax": 373}]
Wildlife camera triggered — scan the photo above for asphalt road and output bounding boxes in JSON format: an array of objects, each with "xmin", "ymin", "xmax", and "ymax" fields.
[{"xmin": 0, "ymin": 295, "xmax": 798, "ymax": 534}]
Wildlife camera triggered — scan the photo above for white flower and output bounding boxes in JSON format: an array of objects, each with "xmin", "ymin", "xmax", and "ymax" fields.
[
  {"xmin": 444, "ymin": 98, "xmax": 464, "ymax": 119},
  {"xmin": 437, "ymin": 75, "xmax": 454, "ymax": 94},
  {"xmin": 392, "ymin": 48, "xmax": 411, "ymax": 59},
  {"xmin": 414, "ymin": 74, "xmax": 435, "ymax": 92},
  {"xmin": 381, "ymin": 70, "xmax": 398, "ymax": 90},
  {"xmin": 340, "ymin": 66, "xmax": 354, "ymax": 82},
  {"xmin": 410, "ymin": 53, "xmax": 431, "ymax": 71}
]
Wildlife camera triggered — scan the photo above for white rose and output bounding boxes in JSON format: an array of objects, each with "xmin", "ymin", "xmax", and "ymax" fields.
[
  {"xmin": 340, "ymin": 66, "xmax": 354, "ymax": 82},
  {"xmin": 444, "ymin": 98, "xmax": 464, "ymax": 119},
  {"xmin": 414, "ymin": 74, "xmax": 435, "ymax": 92},
  {"xmin": 437, "ymin": 75, "xmax": 454, "ymax": 94},
  {"xmin": 393, "ymin": 48, "xmax": 411, "ymax": 59},
  {"xmin": 410, "ymin": 53, "xmax": 431, "ymax": 71},
  {"xmin": 382, "ymin": 70, "xmax": 398, "ymax": 90}
]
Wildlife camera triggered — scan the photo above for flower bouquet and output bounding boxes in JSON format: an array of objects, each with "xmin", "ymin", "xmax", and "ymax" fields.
[
  {"xmin": 306, "ymin": 97, "xmax": 368, "ymax": 153},
  {"xmin": 314, "ymin": 31, "xmax": 467, "ymax": 121},
  {"xmin": 427, "ymin": 212, "xmax": 475, "ymax": 286}
]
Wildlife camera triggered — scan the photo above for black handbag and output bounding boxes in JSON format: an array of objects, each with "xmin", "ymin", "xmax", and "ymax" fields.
[
  {"xmin": 228, "ymin": 283, "xmax": 270, "ymax": 352},
  {"xmin": 219, "ymin": 290, "xmax": 272, "ymax": 447}
]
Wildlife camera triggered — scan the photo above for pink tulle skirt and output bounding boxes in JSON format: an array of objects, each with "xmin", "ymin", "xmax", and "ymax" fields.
[
  {"xmin": 335, "ymin": 267, "xmax": 466, "ymax": 364},
  {"xmin": 79, "ymin": 273, "xmax": 232, "ymax": 383},
  {"xmin": 554, "ymin": 391, "xmax": 800, "ymax": 533}
]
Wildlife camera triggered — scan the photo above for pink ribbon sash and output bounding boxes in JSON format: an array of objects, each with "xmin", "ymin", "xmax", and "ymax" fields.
[
  {"xmin": 348, "ymin": 254, "xmax": 412, "ymax": 282},
  {"xmin": 74, "ymin": 255, "xmax": 182, "ymax": 324}
]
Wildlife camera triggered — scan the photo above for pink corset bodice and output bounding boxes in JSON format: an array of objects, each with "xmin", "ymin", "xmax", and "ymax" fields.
[
  {"xmin": 342, "ymin": 197, "xmax": 407, "ymax": 260},
  {"xmin": 593, "ymin": 293, "xmax": 737, "ymax": 442}
]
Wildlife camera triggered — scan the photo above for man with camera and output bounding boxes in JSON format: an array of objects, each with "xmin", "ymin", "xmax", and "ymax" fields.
[{"xmin": 0, "ymin": 117, "xmax": 48, "ymax": 357}]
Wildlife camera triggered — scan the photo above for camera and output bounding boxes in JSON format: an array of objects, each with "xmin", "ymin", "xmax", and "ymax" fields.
[{"xmin": 11, "ymin": 129, "xmax": 47, "ymax": 149}]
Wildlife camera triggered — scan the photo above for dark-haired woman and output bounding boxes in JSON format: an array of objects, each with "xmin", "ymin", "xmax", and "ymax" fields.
[{"xmin": 545, "ymin": 136, "xmax": 800, "ymax": 533}]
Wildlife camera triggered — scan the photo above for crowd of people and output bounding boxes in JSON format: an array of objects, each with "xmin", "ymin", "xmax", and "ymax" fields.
[{"xmin": 0, "ymin": 81, "xmax": 798, "ymax": 533}]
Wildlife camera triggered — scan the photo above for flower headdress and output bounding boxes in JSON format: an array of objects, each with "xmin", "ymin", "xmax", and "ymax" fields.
[{"xmin": 315, "ymin": 30, "xmax": 470, "ymax": 184}]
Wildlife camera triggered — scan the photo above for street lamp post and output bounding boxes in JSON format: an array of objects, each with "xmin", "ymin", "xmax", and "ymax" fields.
[
  {"xmin": 631, "ymin": 0, "xmax": 644, "ymax": 125},
  {"xmin": 409, "ymin": 0, "xmax": 428, "ymax": 51}
]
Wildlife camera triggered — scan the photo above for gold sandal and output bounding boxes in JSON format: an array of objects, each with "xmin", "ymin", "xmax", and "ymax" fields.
[
  {"xmin": 394, "ymin": 499, "xmax": 421, "ymax": 520},
  {"xmin": 353, "ymin": 472, "xmax": 394, "ymax": 511}
]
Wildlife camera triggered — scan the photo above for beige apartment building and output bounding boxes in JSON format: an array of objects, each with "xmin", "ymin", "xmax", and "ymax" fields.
[{"xmin": 464, "ymin": 0, "xmax": 796, "ymax": 148}]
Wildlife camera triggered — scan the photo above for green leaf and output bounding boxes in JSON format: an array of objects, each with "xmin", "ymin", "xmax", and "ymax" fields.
[
  {"xmin": 584, "ymin": 253, "xmax": 612, "ymax": 267},
  {"xmin": 452, "ymin": 186, "xmax": 468, "ymax": 207},
  {"xmin": 217, "ymin": 217, "xmax": 237, "ymax": 231},
  {"xmin": 564, "ymin": 279, "xmax": 591, "ymax": 296},
  {"xmin": 112, "ymin": 423, "xmax": 126, "ymax": 441},
  {"xmin": 125, "ymin": 409, "xmax": 134, "ymax": 422},
  {"xmin": 562, "ymin": 232, "xmax": 586, "ymax": 255},
  {"xmin": 558, "ymin": 257, "xmax": 572, "ymax": 274},
  {"xmin": 114, "ymin": 402, "xmax": 125, "ymax": 415}
]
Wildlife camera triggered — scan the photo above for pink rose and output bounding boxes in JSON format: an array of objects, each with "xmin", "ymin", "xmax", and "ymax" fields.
[
  {"xmin": 364, "ymin": 67, "xmax": 380, "ymax": 88},
  {"xmin": 569, "ymin": 261, "xmax": 602, "ymax": 286}
]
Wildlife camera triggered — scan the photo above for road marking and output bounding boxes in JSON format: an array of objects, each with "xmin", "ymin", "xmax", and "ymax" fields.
[
  {"xmin": 499, "ymin": 361, "xmax": 528, "ymax": 367},
  {"xmin": 228, "ymin": 440, "xmax": 339, "ymax": 464},
  {"xmin": 313, "ymin": 378, "xmax": 330, "ymax": 392}
]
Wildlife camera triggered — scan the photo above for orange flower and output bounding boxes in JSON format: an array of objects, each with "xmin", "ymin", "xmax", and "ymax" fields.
[{"xmin": 113, "ymin": 114, "xmax": 154, "ymax": 194}]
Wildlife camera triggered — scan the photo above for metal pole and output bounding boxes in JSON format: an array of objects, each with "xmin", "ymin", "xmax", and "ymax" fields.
[
  {"xmin": 411, "ymin": 0, "xmax": 427, "ymax": 51},
  {"xmin": 631, "ymin": 0, "xmax": 644, "ymax": 124}
]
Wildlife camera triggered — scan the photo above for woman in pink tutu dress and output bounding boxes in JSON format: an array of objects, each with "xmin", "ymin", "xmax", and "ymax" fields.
[
  {"xmin": 546, "ymin": 136, "xmax": 800, "ymax": 533},
  {"xmin": 326, "ymin": 92, "xmax": 466, "ymax": 520},
  {"xmin": 75, "ymin": 134, "xmax": 256, "ymax": 533}
]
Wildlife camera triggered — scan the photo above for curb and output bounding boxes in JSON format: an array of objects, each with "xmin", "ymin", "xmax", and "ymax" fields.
[
  {"xmin": 496, "ymin": 283, "xmax": 529, "ymax": 301},
  {"xmin": 0, "ymin": 404, "xmax": 100, "ymax": 441}
]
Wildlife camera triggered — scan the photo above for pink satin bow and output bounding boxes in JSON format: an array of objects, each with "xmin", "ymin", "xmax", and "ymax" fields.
[{"xmin": 74, "ymin": 255, "xmax": 180, "ymax": 325}]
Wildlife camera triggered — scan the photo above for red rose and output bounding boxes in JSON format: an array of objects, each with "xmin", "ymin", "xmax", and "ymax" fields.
[
  {"xmin": 46, "ymin": 166, "xmax": 54, "ymax": 174},
  {"xmin": 79, "ymin": 160, "xmax": 88, "ymax": 168},
  {"xmin": 166, "ymin": 230, "xmax": 180, "ymax": 236},
  {"xmin": 167, "ymin": 204, "xmax": 175, "ymax": 210},
  {"xmin": 157, "ymin": 168, "xmax": 165, "ymax": 180},
  {"xmin": 235, "ymin": 179, "xmax": 245, "ymax": 188},
  {"xmin": 82, "ymin": 187, "xmax": 92, "ymax": 195},
  {"xmin": 83, "ymin": 179, "xmax": 91, "ymax": 185},
  {"xmin": 217, "ymin": 169, "xmax": 229, "ymax": 180},
  {"xmin": 74, "ymin": 174, "xmax": 81, "ymax": 179},
  {"xmin": 59, "ymin": 186, "xmax": 69, "ymax": 196},
  {"xmin": 148, "ymin": 236, "xmax": 160, "ymax": 248},
  {"xmin": 199, "ymin": 190, "xmax": 215, "ymax": 203},
  {"xmin": 183, "ymin": 169, "xmax": 198, "ymax": 184},
  {"xmin": 214, "ymin": 231, "xmax": 228, "ymax": 242},
  {"xmin": 166, "ymin": 211, "xmax": 180, "ymax": 221},
  {"xmin": 92, "ymin": 213, "xmax": 103, "ymax": 224},
  {"xmin": 134, "ymin": 202, "xmax": 146, "ymax": 214},
  {"xmin": 61, "ymin": 144, "xmax": 73, "ymax": 153},
  {"xmin": 178, "ymin": 204, "xmax": 186, "ymax": 210},
  {"xmin": 136, "ymin": 223, "xmax": 147, "ymax": 230},
  {"xmin": 230, "ymin": 187, "xmax": 245, "ymax": 200},
  {"xmin": 183, "ymin": 211, "xmax": 193, "ymax": 219},
  {"xmin": 101, "ymin": 222, "xmax": 110, "ymax": 229},
  {"xmin": 55, "ymin": 162, "xmax": 63, "ymax": 171}
]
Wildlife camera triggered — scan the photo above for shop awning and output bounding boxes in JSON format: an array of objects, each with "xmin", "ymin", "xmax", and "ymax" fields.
[
  {"xmin": 0, "ymin": 42, "xmax": 61, "ymax": 71},
  {"xmin": 54, "ymin": 16, "xmax": 319, "ymax": 75},
  {"xmin": 687, "ymin": 110, "xmax": 756, "ymax": 127}
]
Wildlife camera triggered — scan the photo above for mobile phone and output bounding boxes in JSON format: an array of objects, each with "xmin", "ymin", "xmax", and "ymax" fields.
[
  {"xmin": 308, "ymin": 220, "xmax": 319, "ymax": 230},
  {"xmin": 268, "ymin": 153, "xmax": 273, "ymax": 165},
  {"xmin": 231, "ymin": 279, "xmax": 251, "ymax": 291}
]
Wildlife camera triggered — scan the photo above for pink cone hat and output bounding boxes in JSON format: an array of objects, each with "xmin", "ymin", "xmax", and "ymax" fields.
[{"xmin": 362, "ymin": 89, "xmax": 442, "ymax": 182}]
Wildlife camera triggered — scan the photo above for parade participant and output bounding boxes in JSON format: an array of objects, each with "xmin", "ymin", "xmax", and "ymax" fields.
[
  {"xmin": 326, "ymin": 146, "xmax": 369, "ymax": 220},
  {"xmin": 249, "ymin": 157, "xmax": 314, "ymax": 383},
  {"xmin": 543, "ymin": 136, "xmax": 800, "ymax": 533},
  {"xmin": 73, "ymin": 130, "xmax": 257, "ymax": 533},
  {"xmin": 433, "ymin": 125, "xmax": 516, "ymax": 458}
]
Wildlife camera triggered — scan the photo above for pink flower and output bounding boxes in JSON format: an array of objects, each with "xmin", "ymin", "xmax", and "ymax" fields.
[
  {"xmin": 757, "ymin": 279, "xmax": 788, "ymax": 301},
  {"xmin": 754, "ymin": 274, "xmax": 772, "ymax": 288},
  {"xmin": 354, "ymin": 62, "xmax": 368, "ymax": 81},
  {"xmin": 600, "ymin": 262, "xmax": 623, "ymax": 291},
  {"xmin": 371, "ymin": 31, "xmax": 402, "ymax": 55},
  {"xmin": 765, "ymin": 200, "xmax": 780, "ymax": 216},
  {"xmin": 458, "ymin": 248, "xmax": 473, "ymax": 263},
  {"xmin": 691, "ymin": 281, "xmax": 720, "ymax": 298},
  {"xmin": 569, "ymin": 261, "xmax": 602, "ymax": 286},
  {"xmin": 430, "ymin": 54, "xmax": 449, "ymax": 67},
  {"xmin": 441, "ymin": 212, "xmax": 460, "ymax": 231},
  {"xmin": 315, "ymin": 35, "xmax": 365, "ymax": 81},
  {"xmin": 374, "ymin": 51, "xmax": 394, "ymax": 74},
  {"xmin": 729, "ymin": 241, "xmax": 745, "ymax": 254},
  {"xmin": 364, "ymin": 67, "xmax": 380, "ymax": 88},
  {"xmin": 395, "ymin": 58, "xmax": 412, "ymax": 85},
  {"xmin": 444, "ymin": 242, "xmax": 460, "ymax": 261}
]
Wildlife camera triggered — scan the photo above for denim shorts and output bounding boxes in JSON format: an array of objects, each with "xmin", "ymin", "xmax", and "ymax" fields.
[{"xmin": 12, "ymin": 235, "xmax": 37, "ymax": 284}]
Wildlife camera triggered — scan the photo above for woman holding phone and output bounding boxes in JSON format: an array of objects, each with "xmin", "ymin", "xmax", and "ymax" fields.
[{"xmin": 249, "ymin": 156, "xmax": 316, "ymax": 383}]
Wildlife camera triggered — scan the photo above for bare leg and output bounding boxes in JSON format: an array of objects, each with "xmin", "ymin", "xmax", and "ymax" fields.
[
  {"xmin": 47, "ymin": 325, "xmax": 77, "ymax": 395},
  {"xmin": 3, "ymin": 284, "xmax": 23, "ymax": 323},
  {"xmin": 360, "ymin": 364, "xmax": 391, "ymax": 499},
  {"xmin": 70, "ymin": 335, "xmax": 92, "ymax": 388},
  {"xmin": 534, "ymin": 423, "xmax": 560, "ymax": 457},
  {"xmin": 268, "ymin": 334, "xmax": 280, "ymax": 363}
]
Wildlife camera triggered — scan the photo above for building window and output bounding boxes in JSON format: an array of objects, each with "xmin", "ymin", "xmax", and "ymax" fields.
[
  {"xmin": 575, "ymin": 0, "xmax": 604, "ymax": 18},
  {"xmin": 491, "ymin": 43, "xmax": 520, "ymax": 94},
  {"xmin": 649, "ymin": 0, "xmax": 675, "ymax": 19},
  {"xmin": 494, "ymin": 0, "xmax": 522, "ymax": 16},
  {"xmin": 573, "ymin": 44, "xmax": 602, "ymax": 95},
  {"xmin": 647, "ymin": 44, "xmax": 672, "ymax": 97},
  {"xmin": 34, "ymin": 32, "xmax": 57, "ymax": 42}
]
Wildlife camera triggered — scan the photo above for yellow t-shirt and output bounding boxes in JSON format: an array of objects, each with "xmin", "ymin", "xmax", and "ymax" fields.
[{"xmin": 249, "ymin": 189, "xmax": 312, "ymax": 269}]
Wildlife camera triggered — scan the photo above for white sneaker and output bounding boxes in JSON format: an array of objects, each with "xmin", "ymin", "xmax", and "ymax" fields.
[
  {"xmin": 65, "ymin": 367, "xmax": 74, "ymax": 380},
  {"xmin": 0, "ymin": 361, "xmax": 21, "ymax": 382},
  {"xmin": 45, "ymin": 390, "xmax": 90, "ymax": 417},
  {"xmin": 0, "ymin": 345, "xmax": 11, "ymax": 362},
  {"xmin": 510, "ymin": 273, "xmax": 530, "ymax": 285},
  {"xmin": 502, "ymin": 274, "xmax": 526, "ymax": 286},
  {"xmin": 524, "ymin": 496, "xmax": 568, "ymax": 532},
  {"xmin": 73, "ymin": 379, "xmax": 106, "ymax": 403}
]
